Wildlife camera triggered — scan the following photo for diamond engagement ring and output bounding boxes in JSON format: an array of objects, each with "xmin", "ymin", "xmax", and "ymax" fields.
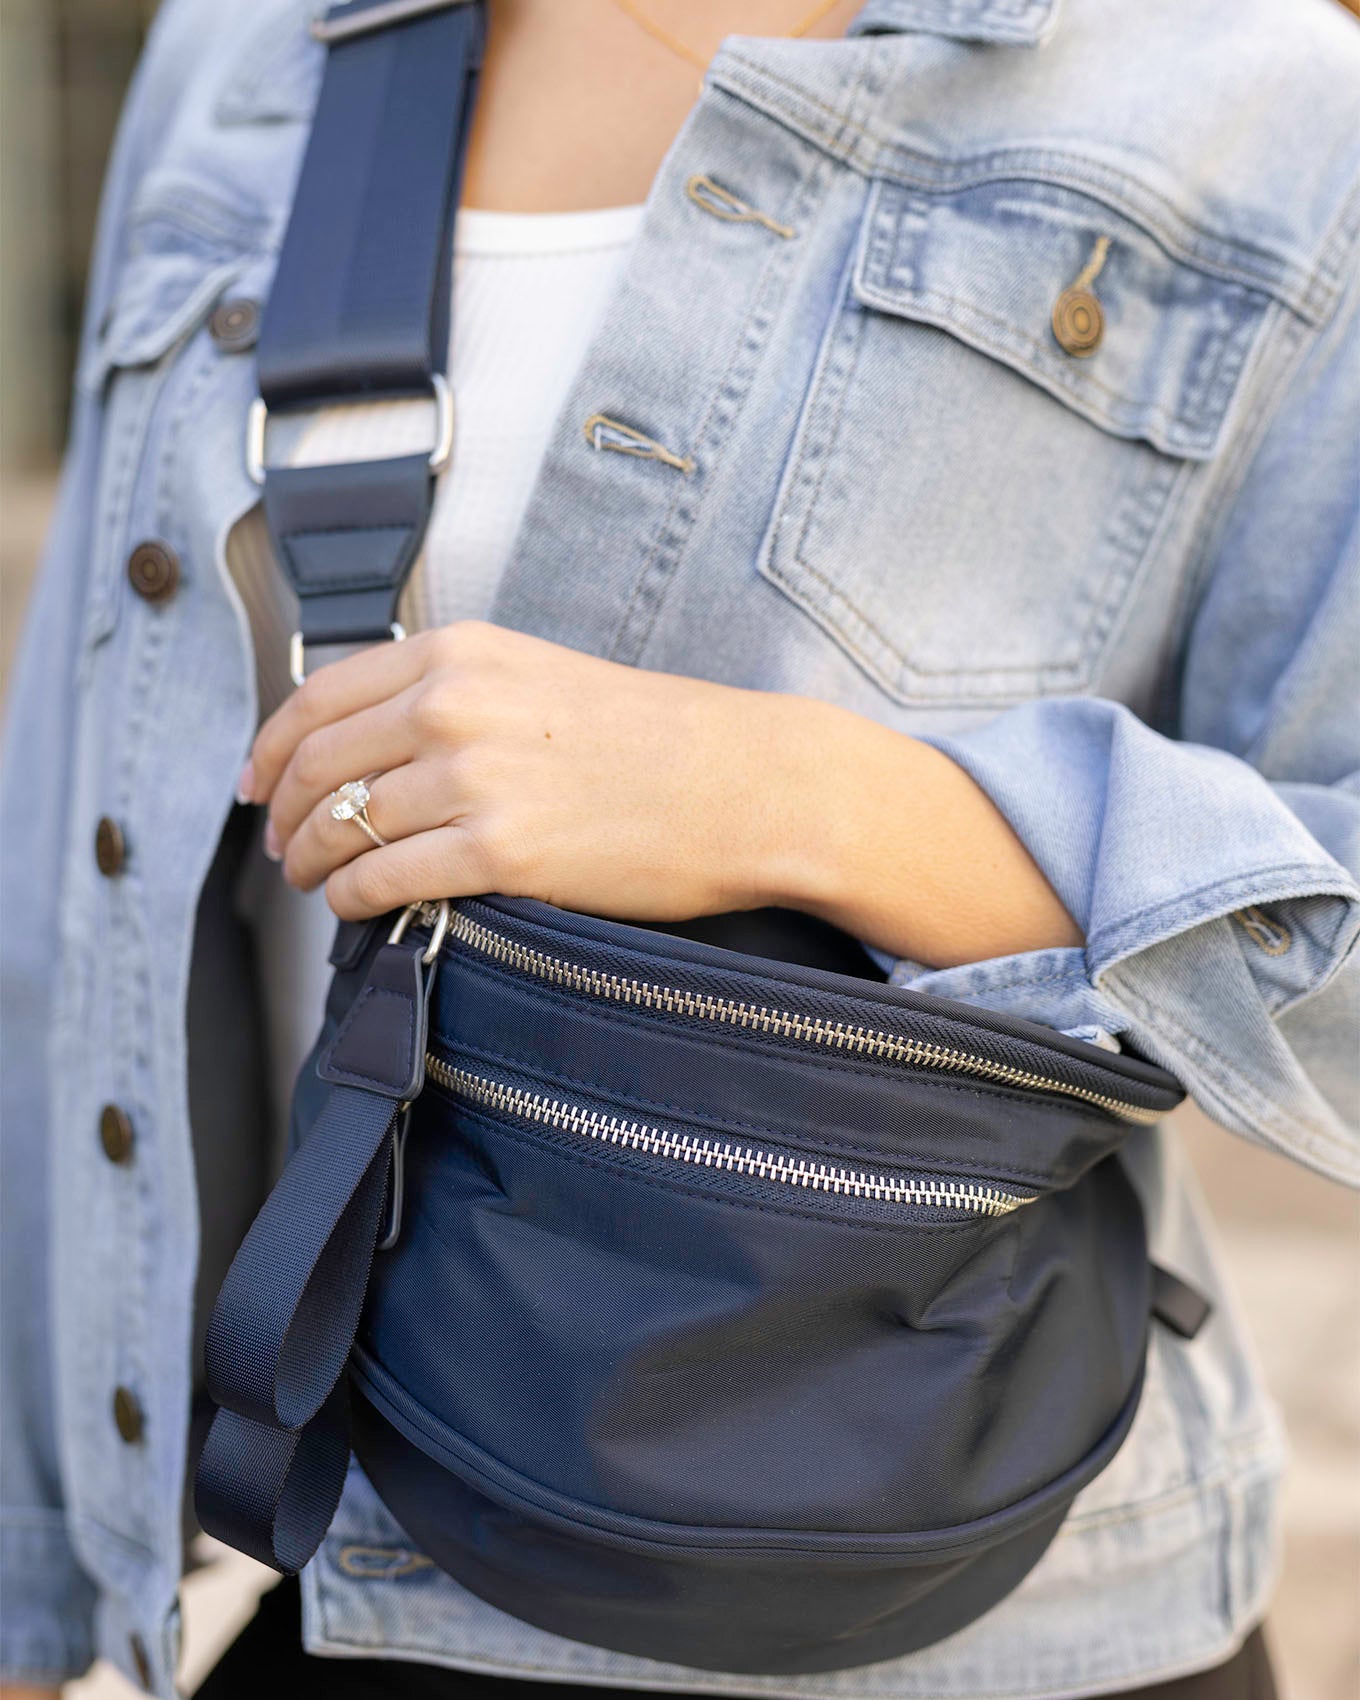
[{"xmin": 330, "ymin": 779, "xmax": 387, "ymax": 848}]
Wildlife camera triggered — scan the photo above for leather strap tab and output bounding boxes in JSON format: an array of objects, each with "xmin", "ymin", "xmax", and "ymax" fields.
[
  {"xmin": 262, "ymin": 454, "xmax": 434, "ymax": 648},
  {"xmin": 319, "ymin": 938, "xmax": 431, "ymax": 1099},
  {"xmin": 1150, "ymin": 1264, "xmax": 1213, "ymax": 1340}
]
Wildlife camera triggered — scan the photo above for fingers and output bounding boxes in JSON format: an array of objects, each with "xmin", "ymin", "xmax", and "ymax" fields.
[
  {"xmin": 266, "ymin": 688, "xmax": 423, "ymax": 843},
  {"xmin": 281, "ymin": 761, "xmax": 462, "ymax": 891},
  {"xmin": 324, "ymin": 825, "xmax": 492, "ymax": 920},
  {"xmin": 244, "ymin": 631, "xmax": 440, "ymax": 804}
]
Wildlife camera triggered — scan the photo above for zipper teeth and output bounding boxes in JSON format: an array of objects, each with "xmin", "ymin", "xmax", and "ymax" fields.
[
  {"xmin": 447, "ymin": 910, "xmax": 1161, "ymax": 1125},
  {"xmin": 427, "ymin": 1057, "xmax": 1029, "ymax": 1217}
]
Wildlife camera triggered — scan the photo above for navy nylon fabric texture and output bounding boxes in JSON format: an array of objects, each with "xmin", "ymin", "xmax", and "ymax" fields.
[{"xmin": 200, "ymin": 896, "xmax": 1189, "ymax": 1675}]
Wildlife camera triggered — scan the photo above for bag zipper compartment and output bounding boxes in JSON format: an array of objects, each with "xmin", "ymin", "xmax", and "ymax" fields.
[
  {"xmin": 436, "ymin": 902, "xmax": 1164, "ymax": 1125},
  {"xmin": 425, "ymin": 1052, "xmax": 1033, "ymax": 1221}
]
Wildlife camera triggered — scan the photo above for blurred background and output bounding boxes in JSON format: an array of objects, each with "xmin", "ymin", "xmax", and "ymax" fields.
[{"xmin": 1, "ymin": 2, "xmax": 1357, "ymax": 1696}]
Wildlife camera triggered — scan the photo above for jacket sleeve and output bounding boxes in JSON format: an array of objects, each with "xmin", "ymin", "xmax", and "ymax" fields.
[
  {"xmin": 900, "ymin": 255, "xmax": 1360, "ymax": 1186},
  {"xmin": 0, "ymin": 2, "xmax": 205, "ymax": 1678}
]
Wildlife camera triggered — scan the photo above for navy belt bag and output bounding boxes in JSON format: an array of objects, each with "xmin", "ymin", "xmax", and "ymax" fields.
[{"xmin": 196, "ymin": 0, "xmax": 1201, "ymax": 1674}]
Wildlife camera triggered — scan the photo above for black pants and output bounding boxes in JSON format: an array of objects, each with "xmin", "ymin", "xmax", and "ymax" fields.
[{"xmin": 193, "ymin": 1577, "xmax": 1277, "ymax": 1700}]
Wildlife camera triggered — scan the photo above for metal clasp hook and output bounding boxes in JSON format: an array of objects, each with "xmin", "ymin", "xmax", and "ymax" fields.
[{"xmin": 387, "ymin": 898, "xmax": 453, "ymax": 963}]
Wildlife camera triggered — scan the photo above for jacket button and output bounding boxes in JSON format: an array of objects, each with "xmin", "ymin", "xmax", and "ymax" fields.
[
  {"xmin": 127, "ymin": 539, "xmax": 180, "ymax": 604},
  {"xmin": 94, "ymin": 816, "xmax": 126, "ymax": 877},
  {"xmin": 209, "ymin": 296, "xmax": 261, "ymax": 353},
  {"xmin": 113, "ymin": 1385, "xmax": 145, "ymax": 1444},
  {"xmin": 129, "ymin": 1631, "xmax": 153, "ymax": 1690},
  {"xmin": 1052, "ymin": 286, "xmax": 1104, "ymax": 356},
  {"xmin": 99, "ymin": 1104, "xmax": 135, "ymax": 1165}
]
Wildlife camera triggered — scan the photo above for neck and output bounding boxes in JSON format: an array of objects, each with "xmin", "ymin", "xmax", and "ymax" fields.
[{"xmin": 460, "ymin": 0, "xmax": 860, "ymax": 214}]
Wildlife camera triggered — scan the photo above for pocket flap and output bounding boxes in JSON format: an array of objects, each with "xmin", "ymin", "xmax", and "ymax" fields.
[
  {"xmin": 81, "ymin": 172, "xmax": 267, "ymax": 387},
  {"xmin": 853, "ymin": 177, "xmax": 1274, "ymax": 459}
]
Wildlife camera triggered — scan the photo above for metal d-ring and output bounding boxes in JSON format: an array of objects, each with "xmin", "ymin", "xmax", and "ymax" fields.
[{"xmin": 387, "ymin": 898, "xmax": 452, "ymax": 964}]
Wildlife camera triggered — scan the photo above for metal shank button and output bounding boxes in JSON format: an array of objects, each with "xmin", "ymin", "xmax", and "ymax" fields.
[
  {"xmin": 95, "ymin": 816, "xmax": 126, "ymax": 877},
  {"xmin": 100, "ymin": 1104, "xmax": 135, "ymax": 1165},
  {"xmin": 127, "ymin": 539, "xmax": 180, "ymax": 605},
  {"xmin": 113, "ymin": 1385, "xmax": 145, "ymax": 1445},
  {"xmin": 1052, "ymin": 286, "xmax": 1105, "ymax": 356},
  {"xmin": 209, "ymin": 297, "xmax": 261, "ymax": 353}
]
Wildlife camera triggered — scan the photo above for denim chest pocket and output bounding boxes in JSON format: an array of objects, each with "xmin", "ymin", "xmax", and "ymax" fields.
[
  {"xmin": 759, "ymin": 177, "xmax": 1276, "ymax": 706},
  {"xmin": 79, "ymin": 172, "xmax": 265, "ymax": 647}
]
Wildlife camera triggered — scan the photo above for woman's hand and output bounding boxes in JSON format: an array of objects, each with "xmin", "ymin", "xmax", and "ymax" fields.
[
  {"xmin": 241, "ymin": 622, "xmax": 815, "ymax": 929},
  {"xmin": 240, "ymin": 620, "xmax": 1081, "ymax": 968}
]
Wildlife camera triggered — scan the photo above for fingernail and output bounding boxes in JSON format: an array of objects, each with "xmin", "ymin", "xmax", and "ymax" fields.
[
  {"xmin": 264, "ymin": 821, "xmax": 282, "ymax": 862},
  {"xmin": 236, "ymin": 761, "xmax": 256, "ymax": 805}
]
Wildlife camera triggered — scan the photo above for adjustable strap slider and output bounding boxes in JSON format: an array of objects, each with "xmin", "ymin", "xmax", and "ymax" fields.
[{"xmin": 246, "ymin": 375, "xmax": 454, "ymax": 486}]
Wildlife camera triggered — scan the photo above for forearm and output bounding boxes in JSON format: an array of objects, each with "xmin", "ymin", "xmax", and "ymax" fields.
[{"xmin": 761, "ymin": 695, "xmax": 1083, "ymax": 969}]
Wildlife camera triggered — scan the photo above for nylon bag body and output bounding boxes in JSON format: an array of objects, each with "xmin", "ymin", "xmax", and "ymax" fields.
[{"xmin": 276, "ymin": 897, "xmax": 1185, "ymax": 1675}]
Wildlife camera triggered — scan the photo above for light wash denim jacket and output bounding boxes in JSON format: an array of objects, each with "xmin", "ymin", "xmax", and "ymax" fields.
[{"xmin": 3, "ymin": 0, "xmax": 1359, "ymax": 1693}]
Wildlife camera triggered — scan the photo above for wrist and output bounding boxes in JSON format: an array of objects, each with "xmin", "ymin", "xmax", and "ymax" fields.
[
  {"xmin": 734, "ymin": 696, "xmax": 1082, "ymax": 967},
  {"xmin": 731, "ymin": 691, "xmax": 859, "ymax": 918}
]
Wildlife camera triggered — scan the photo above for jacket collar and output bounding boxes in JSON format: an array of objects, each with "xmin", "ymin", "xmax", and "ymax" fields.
[
  {"xmin": 217, "ymin": 0, "xmax": 1061, "ymax": 130},
  {"xmin": 848, "ymin": 0, "xmax": 1061, "ymax": 47}
]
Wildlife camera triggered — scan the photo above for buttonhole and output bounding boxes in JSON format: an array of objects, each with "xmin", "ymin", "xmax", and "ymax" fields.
[
  {"xmin": 685, "ymin": 174, "xmax": 796, "ymax": 239},
  {"xmin": 582, "ymin": 413, "xmax": 695, "ymax": 475},
  {"xmin": 1069, "ymin": 234, "xmax": 1112, "ymax": 296},
  {"xmin": 336, "ymin": 1543, "xmax": 435, "ymax": 1580},
  {"xmin": 1231, "ymin": 905, "xmax": 1292, "ymax": 957}
]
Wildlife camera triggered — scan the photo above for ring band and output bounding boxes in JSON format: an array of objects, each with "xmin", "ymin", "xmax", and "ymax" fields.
[{"xmin": 330, "ymin": 778, "xmax": 387, "ymax": 848}]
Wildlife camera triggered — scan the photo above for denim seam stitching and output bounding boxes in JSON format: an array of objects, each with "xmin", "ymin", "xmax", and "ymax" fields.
[
  {"xmin": 1098, "ymin": 971, "xmax": 1357, "ymax": 1168},
  {"xmin": 606, "ymin": 119, "xmax": 836, "ymax": 664},
  {"xmin": 855, "ymin": 277, "xmax": 1235, "ymax": 448},
  {"xmin": 1086, "ymin": 860, "xmax": 1358, "ymax": 963},
  {"xmin": 714, "ymin": 58, "xmax": 1327, "ymax": 313}
]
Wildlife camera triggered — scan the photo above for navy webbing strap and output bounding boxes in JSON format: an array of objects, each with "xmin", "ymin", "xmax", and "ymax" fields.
[
  {"xmin": 202, "ymin": 0, "xmax": 481, "ymax": 1573},
  {"xmin": 250, "ymin": 0, "xmax": 483, "ymax": 669},
  {"xmin": 197, "ymin": 933, "xmax": 433, "ymax": 1570}
]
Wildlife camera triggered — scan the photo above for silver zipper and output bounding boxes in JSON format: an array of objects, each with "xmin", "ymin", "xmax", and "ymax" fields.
[
  {"xmin": 426, "ymin": 1057, "xmax": 1030, "ymax": 1217},
  {"xmin": 443, "ymin": 908, "xmax": 1161, "ymax": 1125}
]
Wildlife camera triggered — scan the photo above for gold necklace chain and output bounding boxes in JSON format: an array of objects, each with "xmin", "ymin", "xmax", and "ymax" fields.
[{"xmin": 609, "ymin": 0, "xmax": 845, "ymax": 72}]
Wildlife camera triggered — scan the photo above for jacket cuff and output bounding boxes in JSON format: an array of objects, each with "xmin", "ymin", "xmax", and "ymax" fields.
[
  {"xmin": 0, "ymin": 1509, "xmax": 97, "ymax": 1685},
  {"xmin": 897, "ymin": 699, "xmax": 1360, "ymax": 1177}
]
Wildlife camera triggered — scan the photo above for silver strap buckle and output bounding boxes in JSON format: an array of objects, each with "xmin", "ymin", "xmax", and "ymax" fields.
[
  {"xmin": 245, "ymin": 372, "xmax": 454, "ymax": 487},
  {"xmin": 289, "ymin": 622, "xmax": 407, "ymax": 690}
]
